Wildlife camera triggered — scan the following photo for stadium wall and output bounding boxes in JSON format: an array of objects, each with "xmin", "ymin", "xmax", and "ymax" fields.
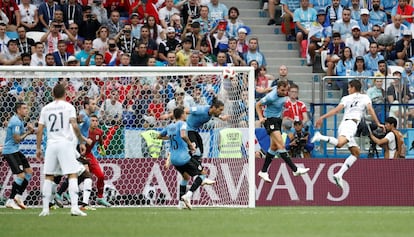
[{"xmin": 0, "ymin": 159, "xmax": 413, "ymax": 206}]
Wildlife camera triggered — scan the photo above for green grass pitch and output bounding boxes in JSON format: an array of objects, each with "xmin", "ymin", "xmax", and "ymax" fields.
[{"xmin": 1, "ymin": 206, "xmax": 413, "ymax": 237}]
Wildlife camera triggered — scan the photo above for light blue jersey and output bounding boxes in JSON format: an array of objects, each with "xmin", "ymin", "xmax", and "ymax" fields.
[
  {"xmin": 79, "ymin": 109, "xmax": 90, "ymax": 138},
  {"xmin": 2, "ymin": 115, "xmax": 25, "ymax": 155},
  {"xmin": 186, "ymin": 105, "xmax": 212, "ymax": 131},
  {"xmin": 259, "ymin": 89, "xmax": 287, "ymax": 118},
  {"xmin": 160, "ymin": 121, "xmax": 191, "ymax": 166}
]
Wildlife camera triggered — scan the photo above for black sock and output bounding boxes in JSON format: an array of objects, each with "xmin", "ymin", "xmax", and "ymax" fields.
[
  {"xmin": 189, "ymin": 176, "xmax": 203, "ymax": 192},
  {"xmin": 179, "ymin": 185, "xmax": 187, "ymax": 200},
  {"xmin": 19, "ymin": 179, "xmax": 28, "ymax": 195},
  {"xmin": 53, "ymin": 175, "xmax": 62, "ymax": 184},
  {"xmin": 261, "ymin": 152, "xmax": 275, "ymax": 172},
  {"xmin": 57, "ymin": 179, "xmax": 69, "ymax": 195},
  {"xmin": 10, "ymin": 182, "xmax": 21, "ymax": 199},
  {"xmin": 279, "ymin": 152, "xmax": 297, "ymax": 172}
]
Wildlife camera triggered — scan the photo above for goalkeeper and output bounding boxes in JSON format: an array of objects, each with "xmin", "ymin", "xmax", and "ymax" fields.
[{"xmin": 82, "ymin": 114, "xmax": 111, "ymax": 207}]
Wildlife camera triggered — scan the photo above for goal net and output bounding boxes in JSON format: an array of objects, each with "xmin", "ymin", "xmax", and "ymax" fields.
[{"xmin": 0, "ymin": 66, "xmax": 256, "ymax": 208}]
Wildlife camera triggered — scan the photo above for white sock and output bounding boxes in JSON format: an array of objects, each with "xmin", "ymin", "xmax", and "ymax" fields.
[
  {"xmin": 186, "ymin": 191, "xmax": 193, "ymax": 198},
  {"xmin": 42, "ymin": 179, "xmax": 53, "ymax": 211},
  {"xmin": 336, "ymin": 155, "xmax": 357, "ymax": 177},
  {"xmin": 68, "ymin": 178, "xmax": 80, "ymax": 210},
  {"xmin": 82, "ymin": 178, "xmax": 92, "ymax": 205},
  {"xmin": 327, "ymin": 137, "xmax": 338, "ymax": 146}
]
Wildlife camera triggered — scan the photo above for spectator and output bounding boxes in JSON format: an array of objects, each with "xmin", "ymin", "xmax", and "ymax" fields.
[
  {"xmin": 159, "ymin": 0, "xmax": 180, "ymax": 29},
  {"xmin": 367, "ymin": 78, "xmax": 386, "ymax": 122},
  {"xmin": 345, "ymin": 25, "xmax": 370, "ymax": 57},
  {"xmin": 395, "ymin": 29, "xmax": 414, "ymax": 66},
  {"xmin": 75, "ymin": 39, "xmax": 96, "ymax": 66},
  {"xmin": 164, "ymin": 50, "xmax": 178, "ymax": 66},
  {"xmin": 18, "ymin": 0, "xmax": 39, "ymax": 32},
  {"xmin": 145, "ymin": 15, "xmax": 165, "ymax": 46},
  {"xmin": 0, "ymin": 22, "xmax": 9, "ymax": 52},
  {"xmin": 92, "ymin": 26, "xmax": 109, "ymax": 54},
  {"xmin": 104, "ymin": 0, "xmax": 130, "ymax": 17},
  {"xmin": 369, "ymin": 0, "xmax": 388, "ymax": 29},
  {"xmin": 52, "ymin": 39, "xmax": 71, "ymax": 66},
  {"xmin": 168, "ymin": 13, "xmax": 183, "ymax": 40},
  {"xmin": 283, "ymin": 84, "xmax": 311, "ymax": 127},
  {"xmin": 368, "ymin": 24, "xmax": 382, "ymax": 44},
  {"xmin": 91, "ymin": 0, "xmax": 108, "ymax": 24},
  {"xmin": 30, "ymin": 42, "xmax": 45, "ymax": 66},
  {"xmin": 129, "ymin": 13, "xmax": 142, "ymax": 39},
  {"xmin": 99, "ymin": 89, "xmax": 123, "ymax": 127},
  {"xmin": 62, "ymin": 0, "xmax": 83, "ymax": 29},
  {"xmin": 193, "ymin": 5, "xmax": 216, "ymax": 35},
  {"xmin": 181, "ymin": 21, "xmax": 202, "ymax": 50},
  {"xmin": 66, "ymin": 22, "xmax": 83, "ymax": 54},
  {"xmin": 336, "ymin": 47, "xmax": 354, "ymax": 94},
  {"xmin": 226, "ymin": 6, "xmax": 244, "ymax": 39},
  {"xmin": 115, "ymin": 24, "xmax": 138, "ymax": 54},
  {"xmin": 138, "ymin": 25, "xmax": 158, "ymax": 58},
  {"xmin": 16, "ymin": 25, "xmax": 35, "ymax": 55},
  {"xmin": 38, "ymin": 0, "xmax": 61, "ymax": 31},
  {"xmin": 0, "ymin": 39, "xmax": 21, "ymax": 65},
  {"xmin": 325, "ymin": 0, "xmax": 344, "ymax": 26},
  {"xmin": 178, "ymin": 0, "xmax": 200, "ymax": 26},
  {"xmin": 199, "ymin": 40, "xmax": 217, "ymax": 65},
  {"xmin": 309, "ymin": 0, "xmax": 330, "ymax": 11},
  {"xmin": 207, "ymin": 0, "xmax": 228, "ymax": 22},
  {"xmin": 363, "ymin": 41, "xmax": 384, "ymax": 74},
  {"xmin": 285, "ymin": 120, "xmax": 313, "ymax": 158},
  {"xmin": 105, "ymin": 10, "xmax": 124, "ymax": 38},
  {"xmin": 350, "ymin": 0, "xmax": 362, "ymax": 21},
  {"xmin": 176, "ymin": 37, "xmax": 193, "ymax": 66},
  {"xmin": 307, "ymin": 9, "xmax": 332, "ymax": 66},
  {"xmin": 384, "ymin": 14, "xmax": 407, "ymax": 44},
  {"xmin": 359, "ymin": 8, "xmax": 373, "ymax": 38},
  {"xmin": 210, "ymin": 25, "xmax": 228, "ymax": 55},
  {"xmin": 281, "ymin": 0, "xmax": 301, "ymax": 41},
  {"xmin": 333, "ymin": 8, "xmax": 358, "ymax": 40},
  {"xmin": 350, "ymin": 56, "xmax": 373, "ymax": 90},
  {"xmin": 40, "ymin": 20, "xmax": 76, "ymax": 53},
  {"xmin": 131, "ymin": 42, "xmax": 150, "ymax": 66},
  {"xmin": 271, "ymin": 64, "xmax": 294, "ymax": 87},
  {"xmin": 187, "ymin": 50, "xmax": 206, "ymax": 66},
  {"xmin": 266, "ymin": 0, "xmax": 281, "ymax": 26},
  {"xmin": 243, "ymin": 37, "xmax": 266, "ymax": 67},
  {"xmin": 52, "ymin": 9, "xmax": 64, "ymax": 26},
  {"xmin": 391, "ymin": 0, "xmax": 413, "ymax": 27},
  {"xmin": 386, "ymin": 69, "xmax": 411, "ymax": 104},
  {"xmin": 226, "ymin": 37, "xmax": 245, "ymax": 66},
  {"xmin": 104, "ymin": 37, "xmax": 121, "ymax": 66},
  {"xmin": 158, "ymin": 26, "xmax": 181, "ymax": 62},
  {"xmin": 129, "ymin": 0, "xmax": 159, "ymax": 25},
  {"xmin": 0, "ymin": 0, "xmax": 21, "ymax": 31},
  {"xmin": 93, "ymin": 52, "xmax": 105, "ymax": 66},
  {"xmin": 78, "ymin": 6, "xmax": 101, "ymax": 40}
]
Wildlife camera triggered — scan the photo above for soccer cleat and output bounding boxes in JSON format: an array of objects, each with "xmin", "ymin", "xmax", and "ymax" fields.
[
  {"xmin": 177, "ymin": 200, "xmax": 188, "ymax": 210},
  {"xmin": 49, "ymin": 203, "xmax": 58, "ymax": 210},
  {"xmin": 181, "ymin": 193, "xmax": 192, "ymax": 210},
  {"xmin": 80, "ymin": 205, "xmax": 96, "ymax": 211},
  {"xmin": 311, "ymin": 132, "xmax": 323, "ymax": 143},
  {"xmin": 201, "ymin": 178, "xmax": 216, "ymax": 186},
  {"xmin": 54, "ymin": 195, "xmax": 64, "ymax": 208},
  {"xmin": 293, "ymin": 167, "xmax": 310, "ymax": 176},
  {"xmin": 96, "ymin": 197, "xmax": 111, "ymax": 207},
  {"xmin": 14, "ymin": 195, "xmax": 27, "ymax": 209},
  {"xmin": 258, "ymin": 171, "xmax": 272, "ymax": 182},
  {"xmin": 71, "ymin": 208, "xmax": 87, "ymax": 216},
  {"xmin": 333, "ymin": 173, "xmax": 343, "ymax": 189},
  {"xmin": 39, "ymin": 210, "xmax": 50, "ymax": 216},
  {"xmin": 5, "ymin": 199, "xmax": 21, "ymax": 210}
]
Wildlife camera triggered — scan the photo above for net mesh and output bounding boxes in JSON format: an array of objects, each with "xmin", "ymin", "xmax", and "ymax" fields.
[{"xmin": 0, "ymin": 66, "xmax": 254, "ymax": 207}]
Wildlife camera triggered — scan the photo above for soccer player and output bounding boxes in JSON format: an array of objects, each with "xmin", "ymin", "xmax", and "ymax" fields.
[
  {"xmin": 311, "ymin": 80, "xmax": 384, "ymax": 189},
  {"xmin": 256, "ymin": 80, "xmax": 310, "ymax": 183},
  {"xmin": 36, "ymin": 84, "xmax": 87, "ymax": 216},
  {"xmin": 84, "ymin": 114, "xmax": 111, "ymax": 207},
  {"xmin": 185, "ymin": 97, "xmax": 230, "ymax": 162},
  {"xmin": 2, "ymin": 102, "xmax": 35, "ymax": 209},
  {"xmin": 159, "ymin": 107, "xmax": 212, "ymax": 210}
]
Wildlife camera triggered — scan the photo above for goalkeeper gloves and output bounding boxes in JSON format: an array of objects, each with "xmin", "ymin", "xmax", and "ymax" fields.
[{"xmin": 98, "ymin": 145, "xmax": 106, "ymax": 156}]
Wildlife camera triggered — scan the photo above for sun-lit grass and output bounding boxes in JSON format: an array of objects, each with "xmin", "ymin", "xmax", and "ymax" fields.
[{"xmin": 1, "ymin": 206, "xmax": 413, "ymax": 237}]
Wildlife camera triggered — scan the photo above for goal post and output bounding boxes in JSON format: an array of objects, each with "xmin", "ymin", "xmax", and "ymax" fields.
[{"xmin": 0, "ymin": 66, "xmax": 256, "ymax": 208}]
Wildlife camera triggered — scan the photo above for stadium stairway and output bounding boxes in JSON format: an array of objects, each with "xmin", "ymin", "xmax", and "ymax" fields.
[{"xmin": 221, "ymin": 0, "xmax": 325, "ymax": 107}]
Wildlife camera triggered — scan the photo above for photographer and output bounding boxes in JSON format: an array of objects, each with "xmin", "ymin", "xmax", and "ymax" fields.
[
  {"xmin": 285, "ymin": 120, "xmax": 314, "ymax": 158},
  {"xmin": 79, "ymin": 6, "xmax": 101, "ymax": 40},
  {"xmin": 369, "ymin": 117, "xmax": 405, "ymax": 159},
  {"xmin": 91, "ymin": 0, "xmax": 108, "ymax": 24}
]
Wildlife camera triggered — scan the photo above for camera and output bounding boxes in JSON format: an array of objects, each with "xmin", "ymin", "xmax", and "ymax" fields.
[
  {"xmin": 54, "ymin": 24, "xmax": 62, "ymax": 28},
  {"xmin": 87, "ymin": 13, "xmax": 93, "ymax": 18},
  {"xmin": 123, "ymin": 30, "xmax": 131, "ymax": 34}
]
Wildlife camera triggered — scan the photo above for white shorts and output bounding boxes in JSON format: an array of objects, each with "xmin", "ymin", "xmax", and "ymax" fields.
[
  {"xmin": 338, "ymin": 119, "xmax": 358, "ymax": 148},
  {"xmin": 44, "ymin": 141, "xmax": 80, "ymax": 175}
]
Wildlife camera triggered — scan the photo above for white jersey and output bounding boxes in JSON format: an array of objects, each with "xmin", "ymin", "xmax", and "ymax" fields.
[
  {"xmin": 340, "ymin": 92, "xmax": 371, "ymax": 121},
  {"xmin": 39, "ymin": 100, "xmax": 77, "ymax": 145}
]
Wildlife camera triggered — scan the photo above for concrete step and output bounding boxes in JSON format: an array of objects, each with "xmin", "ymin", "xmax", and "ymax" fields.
[
  {"xmin": 239, "ymin": 9, "xmax": 264, "ymax": 18},
  {"xmin": 251, "ymin": 25, "xmax": 280, "ymax": 34},
  {"xmin": 260, "ymin": 40, "xmax": 299, "ymax": 50},
  {"xmin": 266, "ymin": 57, "xmax": 305, "ymax": 67},
  {"xmin": 242, "ymin": 17, "xmax": 271, "ymax": 26},
  {"xmin": 261, "ymin": 49, "xmax": 299, "ymax": 58},
  {"xmin": 224, "ymin": 0, "xmax": 259, "ymax": 9}
]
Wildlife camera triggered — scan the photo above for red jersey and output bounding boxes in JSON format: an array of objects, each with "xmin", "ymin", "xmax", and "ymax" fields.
[
  {"xmin": 283, "ymin": 99, "xmax": 307, "ymax": 121},
  {"xmin": 86, "ymin": 127, "xmax": 104, "ymax": 154}
]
